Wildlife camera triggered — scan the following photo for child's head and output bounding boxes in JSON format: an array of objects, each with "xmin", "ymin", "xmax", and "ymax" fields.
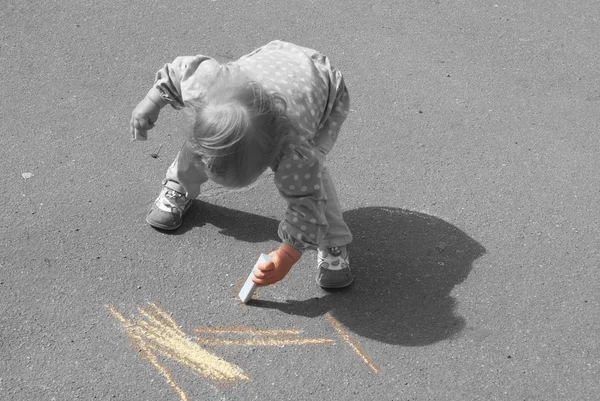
[{"xmin": 186, "ymin": 66, "xmax": 291, "ymax": 188}]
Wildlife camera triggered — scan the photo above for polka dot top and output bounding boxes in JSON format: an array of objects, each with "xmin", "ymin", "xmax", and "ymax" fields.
[{"xmin": 154, "ymin": 40, "xmax": 350, "ymax": 251}]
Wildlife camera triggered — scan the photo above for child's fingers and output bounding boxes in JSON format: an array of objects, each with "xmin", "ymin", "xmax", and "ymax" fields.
[
  {"xmin": 253, "ymin": 262, "xmax": 278, "ymax": 280},
  {"xmin": 253, "ymin": 278, "xmax": 275, "ymax": 286},
  {"xmin": 135, "ymin": 118, "xmax": 154, "ymax": 131},
  {"xmin": 252, "ymin": 255, "xmax": 279, "ymax": 285},
  {"xmin": 256, "ymin": 261, "xmax": 275, "ymax": 272},
  {"xmin": 130, "ymin": 117, "xmax": 154, "ymax": 140},
  {"xmin": 252, "ymin": 272, "xmax": 278, "ymax": 286},
  {"xmin": 253, "ymin": 265, "xmax": 274, "ymax": 279}
]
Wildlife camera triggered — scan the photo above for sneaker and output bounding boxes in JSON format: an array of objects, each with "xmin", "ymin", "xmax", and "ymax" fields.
[
  {"xmin": 316, "ymin": 246, "xmax": 354, "ymax": 289},
  {"xmin": 146, "ymin": 180, "xmax": 192, "ymax": 230}
]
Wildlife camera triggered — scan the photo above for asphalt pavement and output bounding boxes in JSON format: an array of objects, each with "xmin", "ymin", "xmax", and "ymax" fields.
[{"xmin": 2, "ymin": 0, "xmax": 599, "ymax": 400}]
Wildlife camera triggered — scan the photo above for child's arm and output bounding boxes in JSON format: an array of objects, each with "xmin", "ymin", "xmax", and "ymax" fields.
[
  {"xmin": 130, "ymin": 87, "xmax": 167, "ymax": 140},
  {"xmin": 130, "ymin": 55, "xmax": 219, "ymax": 140},
  {"xmin": 251, "ymin": 146, "xmax": 329, "ymax": 287},
  {"xmin": 274, "ymin": 147, "xmax": 329, "ymax": 250}
]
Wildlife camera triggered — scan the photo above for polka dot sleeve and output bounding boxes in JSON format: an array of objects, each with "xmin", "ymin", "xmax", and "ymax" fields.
[
  {"xmin": 154, "ymin": 55, "xmax": 216, "ymax": 109},
  {"xmin": 274, "ymin": 148, "xmax": 328, "ymax": 250},
  {"xmin": 303, "ymin": 49, "xmax": 350, "ymax": 155}
]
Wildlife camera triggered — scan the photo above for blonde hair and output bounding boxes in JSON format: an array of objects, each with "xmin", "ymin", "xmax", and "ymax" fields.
[{"xmin": 186, "ymin": 66, "xmax": 292, "ymax": 188}]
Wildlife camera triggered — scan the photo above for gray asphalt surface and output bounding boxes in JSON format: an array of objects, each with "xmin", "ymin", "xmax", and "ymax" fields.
[{"xmin": 2, "ymin": 0, "xmax": 599, "ymax": 400}]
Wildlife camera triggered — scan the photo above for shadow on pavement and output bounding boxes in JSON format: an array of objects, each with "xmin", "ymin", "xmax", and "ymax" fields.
[
  {"xmin": 179, "ymin": 202, "xmax": 486, "ymax": 346},
  {"xmin": 173, "ymin": 200, "xmax": 281, "ymax": 242}
]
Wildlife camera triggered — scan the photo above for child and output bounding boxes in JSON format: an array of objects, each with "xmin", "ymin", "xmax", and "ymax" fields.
[{"xmin": 129, "ymin": 40, "xmax": 353, "ymax": 289}]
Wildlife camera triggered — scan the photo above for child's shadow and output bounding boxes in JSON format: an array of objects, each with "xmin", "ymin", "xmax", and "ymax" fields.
[
  {"xmin": 177, "ymin": 200, "xmax": 281, "ymax": 242},
  {"xmin": 185, "ymin": 203, "xmax": 486, "ymax": 346}
]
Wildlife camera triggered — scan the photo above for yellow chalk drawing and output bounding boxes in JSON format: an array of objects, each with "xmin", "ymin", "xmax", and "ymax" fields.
[
  {"xmin": 196, "ymin": 337, "xmax": 334, "ymax": 347},
  {"xmin": 109, "ymin": 303, "xmax": 250, "ymax": 401},
  {"xmin": 326, "ymin": 313, "xmax": 381, "ymax": 374},
  {"xmin": 195, "ymin": 327, "xmax": 302, "ymax": 336},
  {"xmin": 110, "ymin": 303, "xmax": 380, "ymax": 400},
  {"xmin": 194, "ymin": 326, "xmax": 334, "ymax": 347}
]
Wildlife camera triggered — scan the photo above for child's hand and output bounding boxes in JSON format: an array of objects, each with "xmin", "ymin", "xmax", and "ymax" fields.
[
  {"xmin": 130, "ymin": 97, "xmax": 161, "ymax": 140},
  {"xmin": 253, "ymin": 244, "xmax": 302, "ymax": 286}
]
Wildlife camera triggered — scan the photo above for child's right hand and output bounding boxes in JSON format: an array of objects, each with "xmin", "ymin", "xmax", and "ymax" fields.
[
  {"xmin": 252, "ymin": 244, "xmax": 302, "ymax": 286},
  {"xmin": 130, "ymin": 97, "xmax": 161, "ymax": 140}
]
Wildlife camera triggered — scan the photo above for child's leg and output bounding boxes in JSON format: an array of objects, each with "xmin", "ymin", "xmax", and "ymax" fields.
[
  {"xmin": 316, "ymin": 166, "xmax": 354, "ymax": 288},
  {"xmin": 146, "ymin": 141, "xmax": 209, "ymax": 230},
  {"xmin": 165, "ymin": 141, "xmax": 209, "ymax": 199},
  {"xmin": 319, "ymin": 166, "xmax": 353, "ymax": 248}
]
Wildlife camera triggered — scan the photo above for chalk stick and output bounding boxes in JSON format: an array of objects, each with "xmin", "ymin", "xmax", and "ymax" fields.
[
  {"xmin": 134, "ymin": 129, "xmax": 148, "ymax": 141},
  {"xmin": 238, "ymin": 254, "xmax": 272, "ymax": 303}
]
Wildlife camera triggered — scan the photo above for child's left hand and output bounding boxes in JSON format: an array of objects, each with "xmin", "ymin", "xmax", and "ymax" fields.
[
  {"xmin": 130, "ymin": 97, "xmax": 161, "ymax": 140},
  {"xmin": 253, "ymin": 244, "xmax": 302, "ymax": 286}
]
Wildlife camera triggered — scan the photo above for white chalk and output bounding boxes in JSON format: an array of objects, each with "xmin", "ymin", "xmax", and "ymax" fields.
[
  {"xmin": 134, "ymin": 129, "xmax": 148, "ymax": 141},
  {"xmin": 238, "ymin": 254, "xmax": 272, "ymax": 303}
]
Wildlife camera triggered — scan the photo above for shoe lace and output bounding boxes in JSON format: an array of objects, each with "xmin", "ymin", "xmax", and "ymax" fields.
[
  {"xmin": 328, "ymin": 247, "xmax": 341, "ymax": 257},
  {"xmin": 318, "ymin": 246, "xmax": 349, "ymax": 270},
  {"xmin": 160, "ymin": 189, "xmax": 189, "ymax": 213},
  {"xmin": 165, "ymin": 189, "xmax": 183, "ymax": 200}
]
